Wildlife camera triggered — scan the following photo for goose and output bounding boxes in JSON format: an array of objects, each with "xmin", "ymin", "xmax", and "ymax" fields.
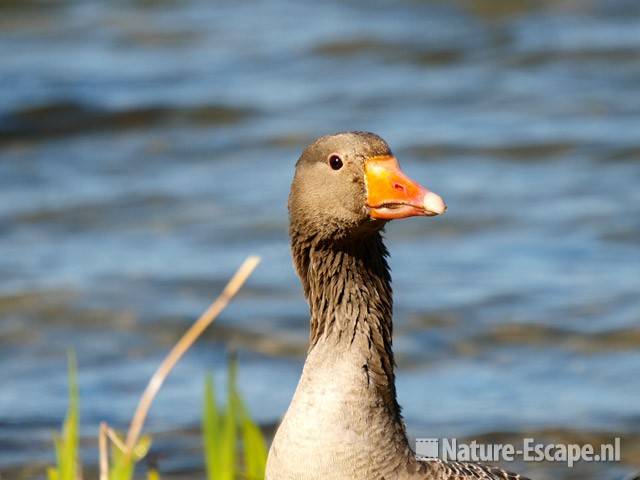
[{"xmin": 266, "ymin": 132, "xmax": 529, "ymax": 480}]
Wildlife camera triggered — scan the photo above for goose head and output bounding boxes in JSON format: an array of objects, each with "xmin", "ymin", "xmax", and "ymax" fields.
[{"xmin": 288, "ymin": 131, "xmax": 446, "ymax": 241}]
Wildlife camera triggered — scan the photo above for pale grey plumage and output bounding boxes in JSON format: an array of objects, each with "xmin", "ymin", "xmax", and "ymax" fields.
[{"xmin": 266, "ymin": 132, "xmax": 530, "ymax": 480}]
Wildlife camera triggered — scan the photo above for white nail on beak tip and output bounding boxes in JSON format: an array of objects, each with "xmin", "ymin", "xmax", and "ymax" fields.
[{"xmin": 423, "ymin": 191, "xmax": 446, "ymax": 215}]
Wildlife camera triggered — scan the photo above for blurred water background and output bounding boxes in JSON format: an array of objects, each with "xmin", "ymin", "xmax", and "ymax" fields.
[{"xmin": 1, "ymin": 0, "xmax": 640, "ymax": 478}]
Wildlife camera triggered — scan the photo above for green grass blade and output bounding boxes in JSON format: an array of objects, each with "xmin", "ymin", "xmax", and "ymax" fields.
[
  {"xmin": 47, "ymin": 467, "xmax": 59, "ymax": 480},
  {"xmin": 147, "ymin": 469, "xmax": 160, "ymax": 480},
  {"xmin": 109, "ymin": 435, "xmax": 134, "ymax": 480},
  {"xmin": 50, "ymin": 351, "xmax": 79, "ymax": 480},
  {"xmin": 132, "ymin": 434, "xmax": 153, "ymax": 461},
  {"xmin": 202, "ymin": 373, "xmax": 221, "ymax": 480},
  {"xmin": 201, "ymin": 356, "xmax": 266, "ymax": 480},
  {"xmin": 64, "ymin": 351, "xmax": 79, "ymax": 480},
  {"xmin": 52, "ymin": 434, "xmax": 63, "ymax": 478},
  {"xmin": 220, "ymin": 358, "xmax": 238, "ymax": 480},
  {"xmin": 107, "ymin": 431, "xmax": 150, "ymax": 480},
  {"xmin": 237, "ymin": 391, "xmax": 267, "ymax": 480}
]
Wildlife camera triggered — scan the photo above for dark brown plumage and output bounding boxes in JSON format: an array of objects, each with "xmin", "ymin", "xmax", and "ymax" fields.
[{"xmin": 266, "ymin": 132, "xmax": 530, "ymax": 480}]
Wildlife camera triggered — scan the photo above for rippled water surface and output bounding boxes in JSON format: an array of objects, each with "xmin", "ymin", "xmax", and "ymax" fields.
[{"xmin": 1, "ymin": 1, "xmax": 640, "ymax": 479}]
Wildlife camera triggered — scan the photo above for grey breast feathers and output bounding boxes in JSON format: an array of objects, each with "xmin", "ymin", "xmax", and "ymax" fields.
[{"xmin": 417, "ymin": 459, "xmax": 531, "ymax": 480}]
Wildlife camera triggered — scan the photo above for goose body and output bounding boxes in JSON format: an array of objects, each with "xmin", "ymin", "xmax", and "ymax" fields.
[{"xmin": 266, "ymin": 132, "xmax": 529, "ymax": 480}]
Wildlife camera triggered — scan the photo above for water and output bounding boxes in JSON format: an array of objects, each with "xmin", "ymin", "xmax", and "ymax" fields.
[{"xmin": 1, "ymin": 0, "xmax": 639, "ymax": 478}]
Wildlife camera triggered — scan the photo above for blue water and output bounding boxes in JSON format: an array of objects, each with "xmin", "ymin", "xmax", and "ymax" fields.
[{"xmin": 1, "ymin": 1, "xmax": 639, "ymax": 478}]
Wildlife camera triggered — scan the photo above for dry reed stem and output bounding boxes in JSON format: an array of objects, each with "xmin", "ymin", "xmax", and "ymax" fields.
[
  {"xmin": 106, "ymin": 426, "xmax": 126, "ymax": 453},
  {"xmin": 123, "ymin": 255, "xmax": 261, "ymax": 455},
  {"xmin": 99, "ymin": 422, "xmax": 128, "ymax": 480},
  {"xmin": 99, "ymin": 422, "xmax": 108, "ymax": 480}
]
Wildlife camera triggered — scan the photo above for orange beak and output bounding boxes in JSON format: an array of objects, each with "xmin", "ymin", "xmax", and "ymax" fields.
[{"xmin": 365, "ymin": 155, "xmax": 446, "ymax": 220}]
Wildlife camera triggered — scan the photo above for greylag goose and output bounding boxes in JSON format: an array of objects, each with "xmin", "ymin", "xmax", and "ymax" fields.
[{"xmin": 266, "ymin": 132, "xmax": 529, "ymax": 480}]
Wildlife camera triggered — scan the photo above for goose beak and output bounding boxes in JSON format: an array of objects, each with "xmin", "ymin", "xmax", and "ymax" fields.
[{"xmin": 365, "ymin": 155, "xmax": 446, "ymax": 220}]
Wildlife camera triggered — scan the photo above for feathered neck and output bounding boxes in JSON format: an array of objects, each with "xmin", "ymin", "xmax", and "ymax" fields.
[{"xmin": 290, "ymin": 226, "xmax": 399, "ymax": 408}]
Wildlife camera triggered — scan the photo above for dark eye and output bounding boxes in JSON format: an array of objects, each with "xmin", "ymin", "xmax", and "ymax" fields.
[{"xmin": 328, "ymin": 155, "xmax": 343, "ymax": 170}]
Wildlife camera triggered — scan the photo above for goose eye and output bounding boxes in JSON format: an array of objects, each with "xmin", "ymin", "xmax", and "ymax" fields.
[{"xmin": 328, "ymin": 155, "xmax": 343, "ymax": 170}]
